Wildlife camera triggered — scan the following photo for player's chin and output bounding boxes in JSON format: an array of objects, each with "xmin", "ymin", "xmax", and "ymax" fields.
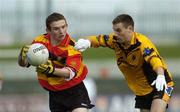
[
  {"xmin": 117, "ymin": 39, "xmax": 123, "ymax": 44},
  {"xmin": 59, "ymin": 35, "xmax": 65, "ymax": 39}
]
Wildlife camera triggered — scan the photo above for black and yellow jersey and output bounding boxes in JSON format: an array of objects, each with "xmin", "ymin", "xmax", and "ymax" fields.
[{"xmin": 88, "ymin": 32, "xmax": 174, "ymax": 96}]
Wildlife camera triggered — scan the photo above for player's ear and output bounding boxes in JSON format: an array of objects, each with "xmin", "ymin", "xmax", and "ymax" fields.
[
  {"xmin": 128, "ymin": 25, "xmax": 134, "ymax": 31},
  {"xmin": 46, "ymin": 28, "xmax": 50, "ymax": 33}
]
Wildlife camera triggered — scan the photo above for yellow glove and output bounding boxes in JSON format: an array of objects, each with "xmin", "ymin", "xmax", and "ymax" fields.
[
  {"xmin": 20, "ymin": 45, "xmax": 30, "ymax": 61},
  {"xmin": 36, "ymin": 60, "xmax": 54, "ymax": 75}
]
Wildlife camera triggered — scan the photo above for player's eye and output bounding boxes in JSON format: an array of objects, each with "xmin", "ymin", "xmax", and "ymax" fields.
[
  {"xmin": 61, "ymin": 25, "xmax": 66, "ymax": 29},
  {"xmin": 114, "ymin": 28, "xmax": 121, "ymax": 33},
  {"xmin": 52, "ymin": 27, "xmax": 59, "ymax": 30}
]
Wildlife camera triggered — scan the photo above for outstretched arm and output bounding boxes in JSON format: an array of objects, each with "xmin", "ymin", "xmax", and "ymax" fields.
[
  {"xmin": 74, "ymin": 34, "xmax": 114, "ymax": 52},
  {"xmin": 141, "ymin": 38, "xmax": 167, "ymax": 91}
]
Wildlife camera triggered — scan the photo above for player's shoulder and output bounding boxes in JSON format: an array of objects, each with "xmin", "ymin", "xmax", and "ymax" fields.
[
  {"xmin": 69, "ymin": 37, "xmax": 76, "ymax": 46},
  {"xmin": 33, "ymin": 33, "xmax": 49, "ymax": 43},
  {"xmin": 135, "ymin": 32, "xmax": 152, "ymax": 44},
  {"xmin": 135, "ymin": 32, "xmax": 156, "ymax": 54}
]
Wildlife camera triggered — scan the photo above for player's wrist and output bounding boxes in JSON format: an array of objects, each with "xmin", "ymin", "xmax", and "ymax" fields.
[
  {"xmin": 157, "ymin": 74, "xmax": 165, "ymax": 79},
  {"xmin": 45, "ymin": 66, "xmax": 55, "ymax": 75},
  {"xmin": 86, "ymin": 39, "xmax": 91, "ymax": 48}
]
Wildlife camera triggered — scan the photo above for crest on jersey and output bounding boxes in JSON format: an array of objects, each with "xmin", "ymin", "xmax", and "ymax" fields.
[
  {"xmin": 143, "ymin": 47, "xmax": 153, "ymax": 56},
  {"xmin": 132, "ymin": 55, "xmax": 136, "ymax": 61},
  {"xmin": 70, "ymin": 61, "xmax": 77, "ymax": 68}
]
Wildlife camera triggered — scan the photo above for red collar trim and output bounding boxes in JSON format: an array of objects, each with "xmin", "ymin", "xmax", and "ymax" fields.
[
  {"xmin": 44, "ymin": 33, "xmax": 50, "ymax": 39},
  {"xmin": 60, "ymin": 33, "xmax": 70, "ymax": 46}
]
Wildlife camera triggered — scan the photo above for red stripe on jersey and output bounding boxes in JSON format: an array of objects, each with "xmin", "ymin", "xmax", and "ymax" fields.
[
  {"xmin": 38, "ymin": 79, "xmax": 57, "ymax": 91},
  {"xmin": 38, "ymin": 66, "xmax": 88, "ymax": 91}
]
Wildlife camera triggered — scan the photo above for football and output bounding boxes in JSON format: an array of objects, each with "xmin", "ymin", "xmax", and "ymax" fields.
[{"xmin": 27, "ymin": 43, "xmax": 49, "ymax": 66}]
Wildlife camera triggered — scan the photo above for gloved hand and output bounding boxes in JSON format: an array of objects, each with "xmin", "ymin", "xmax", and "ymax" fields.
[
  {"xmin": 20, "ymin": 45, "xmax": 30, "ymax": 61},
  {"xmin": 36, "ymin": 60, "xmax": 54, "ymax": 75},
  {"xmin": 74, "ymin": 39, "xmax": 91, "ymax": 52},
  {"xmin": 151, "ymin": 75, "xmax": 167, "ymax": 91}
]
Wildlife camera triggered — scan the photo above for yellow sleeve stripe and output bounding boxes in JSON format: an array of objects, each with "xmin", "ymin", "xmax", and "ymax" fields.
[
  {"xmin": 88, "ymin": 36, "xmax": 100, "ymax": 47},
  {"xmin": 98, "ymin": 35, "xmax": 108, "ymax": 47}
]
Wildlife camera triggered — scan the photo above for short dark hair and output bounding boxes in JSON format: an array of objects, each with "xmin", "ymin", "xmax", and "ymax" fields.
[
  {"xmin": 46, "ymin": 12, "xmax": 67, "ymax": 30},
  {"xmin": 112, "ymin": 14, "xmax": 134, "ymax": 28}
]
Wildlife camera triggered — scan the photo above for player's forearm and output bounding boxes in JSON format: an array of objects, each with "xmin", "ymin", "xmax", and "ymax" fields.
[
  {"xmin": 155, "ymin": 67, "xmax": 164, "ymax": 76},
  {"xmin": 88, "ymin": 34, "xmax": 111, "ymax": 48},
  {"xmin": 53, "ymin": 67, "xmax": 71, "ymax": 78},
  {"xmin": 88, "ymin": 36, "xmax": 101, "ymax": 48}
]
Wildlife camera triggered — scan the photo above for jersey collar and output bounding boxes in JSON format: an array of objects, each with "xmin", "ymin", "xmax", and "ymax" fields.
[
  {"xmin": 130, "ymin": 32, "xmax": 136, "ymax": 45},
  {"xmin": 121, "ymin": 32, "xmax": 136, "ymax": 49},
  {"xmin": 45, "ymin": 33, "xmax": 70, "ymax": 47}
]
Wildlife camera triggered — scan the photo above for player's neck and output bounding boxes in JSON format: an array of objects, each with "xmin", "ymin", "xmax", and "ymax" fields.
[
  {"xmin": 121, "ymin": 41, "xmax": 130, "ymax": 49},
  {"xmin": 51, "ymin": 36, "xmax": 64, "ymax": 46}
]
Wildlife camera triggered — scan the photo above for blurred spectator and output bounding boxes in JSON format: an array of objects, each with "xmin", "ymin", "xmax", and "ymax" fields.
[{"xmin": 84, "ymin": 77, "xmax": 97, "ymax": 112}]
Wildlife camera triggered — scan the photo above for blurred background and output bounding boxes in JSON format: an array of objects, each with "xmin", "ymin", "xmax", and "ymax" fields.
[{"xmin": 0, "ymin": 0, "xmax": 180, "ymax": 112}]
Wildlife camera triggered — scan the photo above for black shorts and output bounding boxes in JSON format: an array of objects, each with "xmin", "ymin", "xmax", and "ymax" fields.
[
  {"xmin": 135, "ymin": 86, "xmax": 173, "ymax": 109},
  {"xmin": 49, "ymin": 82, "xmax": 94, "ymax": 112}
]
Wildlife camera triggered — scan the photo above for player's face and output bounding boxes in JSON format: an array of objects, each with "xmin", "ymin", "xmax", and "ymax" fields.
[
  {"xmin": 113, "ymin": 22, "xmax": 133, "ymax": 44},
  {"xmin": 48, "ymin": 20, "xmax": 68, "ymax": 41}
]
